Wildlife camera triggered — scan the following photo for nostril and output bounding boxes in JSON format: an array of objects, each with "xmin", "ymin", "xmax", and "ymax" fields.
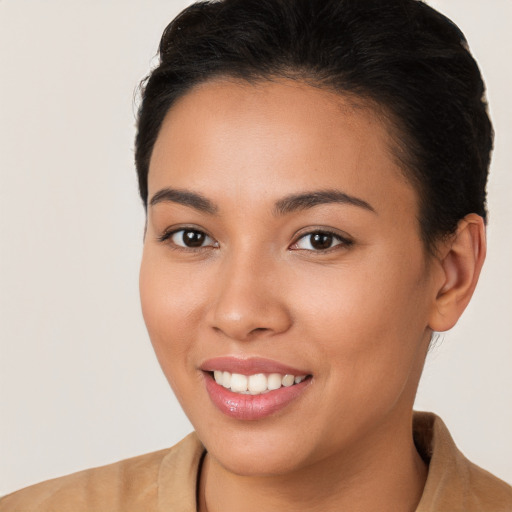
[
  {"xmin": 250, "ymin": 327, "xmax": 269, "ymax": 334},
  {"xmin": 209, "ymin": 297, "xmax": 292, "ymax": 340}
]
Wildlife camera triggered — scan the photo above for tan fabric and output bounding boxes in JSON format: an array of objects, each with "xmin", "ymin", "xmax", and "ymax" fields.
[
  {"xmin": 2, "ymin": 412, "xmax": 511, "ymax": 511},
  {"xmin": 414, "ymin": 412, "xmax": 512, "ymax": 511}
]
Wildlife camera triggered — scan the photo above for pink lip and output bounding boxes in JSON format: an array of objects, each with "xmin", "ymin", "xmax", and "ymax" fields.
[
  {"xmin": 200, "ymin": 357, "xmax": 312, "ymax": 421},
  {"xmin": 200, "ymin": 356, "xmax": 309, "ymax": 376}
]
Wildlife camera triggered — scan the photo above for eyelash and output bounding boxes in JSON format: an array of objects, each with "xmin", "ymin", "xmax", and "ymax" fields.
[
  {"xmin": 290, "ymin": 230, "xmax": 353, "ymax": 252},
  {"xmin": 157, "ymin": 227, "xmax": 218, "ymax": 251},
  {"xmin": 158, "ymin": 227, "xmax": 353, "ymax": 253}
]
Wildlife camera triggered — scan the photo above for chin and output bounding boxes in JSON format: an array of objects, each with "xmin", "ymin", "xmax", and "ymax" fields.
[
  {"xmin": 212, "ymin": 445, "xmax": 308, "ymax": 477},
  {"xmin": 195, "ymin": 420, "xmax": 321, "ymax": 477}
]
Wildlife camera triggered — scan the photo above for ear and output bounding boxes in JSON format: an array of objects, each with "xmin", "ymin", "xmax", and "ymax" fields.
[{"xmin": 428, "ymin": 214, "xmax": 486, "ymax": 332}]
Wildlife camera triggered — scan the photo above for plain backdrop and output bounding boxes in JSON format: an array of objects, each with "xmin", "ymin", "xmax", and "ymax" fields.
[{"xmin": 1, "ymin": 0, "xmax": 511, "ymax": 495}]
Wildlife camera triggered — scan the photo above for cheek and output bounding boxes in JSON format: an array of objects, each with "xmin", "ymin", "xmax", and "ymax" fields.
[
  {"xmin": 292, "ymin": 252, "xmax": 431, "ymax": 394},
  {"xmin": 295, "ymin": 253, "xmax": 428, "ymax": 335},
  {"xmin": 139, "ymin": 250, "xmax": 210, "ymax": 386}
]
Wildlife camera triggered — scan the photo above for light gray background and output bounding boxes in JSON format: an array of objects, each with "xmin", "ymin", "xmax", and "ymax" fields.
[{"xmin": 1, "ymin": 0, "xmax": 511, "ymax": 495}]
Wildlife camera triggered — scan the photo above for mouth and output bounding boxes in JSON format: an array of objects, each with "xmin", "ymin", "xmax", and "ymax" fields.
[
  {"xmin": 210, "ymin": 370, "xmax": 309, "ymax": 395},
  {"xmin": 200, "ymin": 357, "xmax": 312, "ymax": 420}
]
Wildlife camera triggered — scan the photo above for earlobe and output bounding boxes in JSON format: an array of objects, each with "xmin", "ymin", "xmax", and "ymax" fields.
[{"xmin": 428, "ymin": 214, "xmax": 486, "ymax": 332}]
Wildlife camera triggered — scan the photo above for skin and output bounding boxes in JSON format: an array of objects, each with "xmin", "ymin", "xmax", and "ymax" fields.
[{"xmin": 139, "ymin": 79, "xmax": 486, "ymax": 512}]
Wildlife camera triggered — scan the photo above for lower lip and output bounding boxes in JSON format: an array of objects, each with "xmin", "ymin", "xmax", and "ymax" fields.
[{"xmin": 203, "ymin": 373, "xmax": 311, "ymax": 420}]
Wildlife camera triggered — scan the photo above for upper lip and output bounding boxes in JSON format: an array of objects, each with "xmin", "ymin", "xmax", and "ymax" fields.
[{"xmin": 199, "ymin": 356, "xmax": 310, "ymax": 376}]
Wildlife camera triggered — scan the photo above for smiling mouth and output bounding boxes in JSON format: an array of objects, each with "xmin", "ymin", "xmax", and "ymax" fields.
[
  {"xmin": 210, "ymin": 371, "xmax": 310, "ymax": 395},
  {"xmin": 200, "ymin": 357, "xmax": 313, "ymax": 419}
]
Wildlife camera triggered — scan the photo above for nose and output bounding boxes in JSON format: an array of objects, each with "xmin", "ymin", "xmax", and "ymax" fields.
[{"xmin": 207, "ymin": 250, "xmax": 292, "ymax": 341}]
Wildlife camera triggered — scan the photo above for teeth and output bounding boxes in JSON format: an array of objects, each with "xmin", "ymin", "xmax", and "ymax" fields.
[
  {"xmin": 222, "ymin": 371, "xmax": 231, "ymax": 388},
  {"xmin": 248, "ymin": 373, "xmax": 267, "ymax": 394},
  {"xmin": 212, "ymin": 371, "xmax": 307, "ymax": 395},
  {"xmin": 282, "ymin": 374, "xmax": 295, "ymax": 387},
  {"xmin": 230, "ymin": 373, "xmax": 248, "ymax": 393},
  {"xmin": 267, "ymin": 373, "xmax": 282, "ymax": 391}
]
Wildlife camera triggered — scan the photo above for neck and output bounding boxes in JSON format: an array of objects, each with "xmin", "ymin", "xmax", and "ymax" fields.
[{"xmin": 198, "ymin": 412, "xmax": 427, "ymax": 512}]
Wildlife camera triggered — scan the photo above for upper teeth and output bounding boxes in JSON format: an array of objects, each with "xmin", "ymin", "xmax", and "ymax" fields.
[{"xmin": 213, "ymin": 371, "xmax": 307, "ymax": 395}]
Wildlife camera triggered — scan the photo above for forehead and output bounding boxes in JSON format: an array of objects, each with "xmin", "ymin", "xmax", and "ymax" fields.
[{"xmin": 149, "ymin": 78, "xmax": 417, "ymax": 220}]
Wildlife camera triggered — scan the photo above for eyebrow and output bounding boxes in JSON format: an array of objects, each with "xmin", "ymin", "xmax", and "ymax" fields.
[
  {"xmin": 149, "ymin": 188, "xmax": 218, "ymax": 214},
  {"xmin": 149, "ymin": 187, "xmax": 375, "ymax": 216},
  {"xmin": 273, "ymin": 189, "xmax": 376, "ymax": 216}
]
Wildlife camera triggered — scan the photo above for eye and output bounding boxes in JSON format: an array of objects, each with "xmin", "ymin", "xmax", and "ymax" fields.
[
  {"xmin": 291, "ymin": 231, "xmax": 351, "ymax": 251},
  {"xmin": 162, "ymin": 228, "xmax": 217, "ymax": 249}
]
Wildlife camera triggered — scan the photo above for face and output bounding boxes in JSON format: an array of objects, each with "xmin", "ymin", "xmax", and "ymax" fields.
[{"xmin": 140, "ymin": 79, "xmax": 438, "ymax": 477}]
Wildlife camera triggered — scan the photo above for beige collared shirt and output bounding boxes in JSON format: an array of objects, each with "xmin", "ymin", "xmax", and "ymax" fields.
[{"xmin": 2, "ymin": 412, "xmax": 511, "ymax": 511}]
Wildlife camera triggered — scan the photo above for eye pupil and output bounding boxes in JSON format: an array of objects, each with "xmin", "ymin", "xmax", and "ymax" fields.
[
  {"xmin": 311, "ymin": 233, "xmax": 333, "ymax": 250},
  {"xmin": 183, "ymin": 230, "xmax": 206, "ymax": 247}
]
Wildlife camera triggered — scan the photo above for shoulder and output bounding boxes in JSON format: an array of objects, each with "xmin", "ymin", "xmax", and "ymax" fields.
[
  {"xmin": 0, "ymin": 433, "xmax": 204, "ymax": 512},
  {"xmin": 414, "ymin": 411, "xmax": 512, "ymax": 512},
  {"xmin": 463, "ymin": 458, "xmax": 512, "ymax": 510}
]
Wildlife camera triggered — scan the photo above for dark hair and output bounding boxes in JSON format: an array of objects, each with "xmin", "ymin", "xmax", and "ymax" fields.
[{"xmin": 135, "ymin": 0, "xmax": 493, "ymax": 252}]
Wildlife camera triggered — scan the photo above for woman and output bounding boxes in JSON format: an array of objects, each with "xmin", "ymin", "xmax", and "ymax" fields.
[{"xmin": 1, "ymin": 0, "xmax": 511, "ymax": 510}]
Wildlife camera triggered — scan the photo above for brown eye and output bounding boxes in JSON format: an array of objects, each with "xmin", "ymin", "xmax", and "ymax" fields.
[
  {"xmin": 169, "ymin": 229, "xmax": 215, "ymax": 248},
  {"xmin": 292, "ymin": 231, "xmax": 350, "ymax": 251},
  {"xmin": 310, "ymin": 233, "xmax": 334, "ymax": 250}
]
